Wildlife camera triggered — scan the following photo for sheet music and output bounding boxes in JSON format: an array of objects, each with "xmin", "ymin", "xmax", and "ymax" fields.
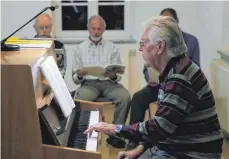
[
  {"xmin": 46, "ymin": 56, "xmax": 75, "ymax": 109},
  {"xmin": 40, "ymin": 56, "xmax": 75, "ymax": 117},
  {"xmin": 31, "ymin": 56, "xmax": 45, "ymax": 88}
]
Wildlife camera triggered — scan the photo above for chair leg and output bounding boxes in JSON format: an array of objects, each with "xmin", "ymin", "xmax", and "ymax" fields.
[{"xmin": 148, "ymin": 106, "xmax": 152, "ymax": 120}]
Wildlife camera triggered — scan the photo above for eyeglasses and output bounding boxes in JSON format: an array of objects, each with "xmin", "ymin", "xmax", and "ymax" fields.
[
  {"xmin": 139, "ymin": 41, "xmax": 144, "ymax": 47},
  {"xmin": 35, "ymin": 25, "xmax": 52, "ymax": 30},
  {"xmin": 139, "ymin": 39, "xmax": 150, "ymax": 48}
]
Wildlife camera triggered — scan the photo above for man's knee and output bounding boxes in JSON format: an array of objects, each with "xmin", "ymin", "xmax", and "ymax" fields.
[
  {"xmin": 75, "ymin": 86, "xmax": 98, "ymax": 101},
  {"xmin": 118, "ymin": 89, "xmax": 131, "ymax": 103},
  {"xmin": 132, "ymin": 86, "xmax": 149, "ymax": 102},
  {"xmin": 109, "ymin": 88, "xmax": 131, "ymax": 106},
  {"xmin": 132, "ymin": 90, "xmax": 142, "ymax": 100}
]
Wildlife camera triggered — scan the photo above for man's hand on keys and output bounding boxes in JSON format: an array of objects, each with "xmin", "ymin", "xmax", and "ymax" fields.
[{"xmin": 84, "ymin": 122, "xmax": 116, "ymax": 137}]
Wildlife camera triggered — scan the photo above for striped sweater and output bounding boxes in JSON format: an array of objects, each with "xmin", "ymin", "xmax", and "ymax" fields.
[{"xmin": 120, "ymin": 54, "xmax": 223, "ymax": 158}]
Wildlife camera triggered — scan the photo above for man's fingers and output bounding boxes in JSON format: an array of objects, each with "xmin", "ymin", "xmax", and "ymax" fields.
[
  {"xmin": 117, "ymin": 151, "xmax": 126, "ymax": 159},
  {"xmin": 89, "ymin": 130, "xmax": 93, "ymax": 137},
  {"xmin": 84, "ymin": 124, "xmax": 102, "ymax": 137},
  {"xmin": 84, "ymin": 126, "xmax": 94, "ymax": 135}
]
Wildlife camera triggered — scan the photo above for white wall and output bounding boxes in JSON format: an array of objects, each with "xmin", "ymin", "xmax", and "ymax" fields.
[
  {"xmin": 196, "ymin": 1, "xmax": 224, "ymax": 80},
  {"xmin": 222, "ymin": 1, "xmax": 229, "ymax": 47},
  {"xmin": 1, "ymin": 1, "xmax": 52, "ymax": 38},
  {"xmin": 1, "ymin": 1, "xmax": 228, "ymax": 92},
  {"xmin": 128, "ymin": 1, "xmax": 199, "ymax": 90}
]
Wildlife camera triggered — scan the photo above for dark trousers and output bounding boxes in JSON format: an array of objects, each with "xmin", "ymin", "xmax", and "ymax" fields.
[{"xmin": 129, "ymin": 84, "xmax": 160, "ymax": 124}]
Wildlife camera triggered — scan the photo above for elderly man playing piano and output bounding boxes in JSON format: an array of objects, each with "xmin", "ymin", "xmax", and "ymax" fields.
[
  {"xmin": 72, "ymin": 15, "xmax": 130, "ymax": 148},
  {"xmin": 84, "ymin": 16, "xmax": 223, "ymax": 159}
]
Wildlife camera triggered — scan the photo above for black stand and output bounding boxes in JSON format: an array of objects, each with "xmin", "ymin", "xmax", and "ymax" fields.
[{"xmin": 1, "ymin": 6, "xmax": 58, "ymax": 51}]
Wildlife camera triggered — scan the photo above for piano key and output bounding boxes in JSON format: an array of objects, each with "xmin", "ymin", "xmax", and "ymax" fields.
[
  {"xmin": 86, "ymin": 137, "xmax": 98, "ymax": 151},
  {"xmin": 67, "ymin": 110, "xmax": 100, "ymax": 151},
  {"xmin": 88, "ymin": 111, "xmax": 100, "ymax": 138},
  {"xmin": 85, "ymin": 111, "xmax": 100, "ymax": 151}
]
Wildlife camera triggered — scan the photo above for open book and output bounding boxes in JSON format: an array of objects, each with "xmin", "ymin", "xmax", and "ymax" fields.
[{"xmin": 82, "ymin": 64, "xmax": 126, "ymax": 78}]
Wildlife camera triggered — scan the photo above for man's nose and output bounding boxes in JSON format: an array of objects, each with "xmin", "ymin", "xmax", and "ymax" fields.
[
  {"xmin": 43, "ymin": 27, "xmax": 48, "ymax": 32},
  {"xmin": 94, "ymin": 30, "xmax": 99, "ymax": 34}
]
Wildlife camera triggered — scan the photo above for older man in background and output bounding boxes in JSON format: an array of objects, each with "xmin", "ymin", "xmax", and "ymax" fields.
[
  {"xmin": 34, "ymin": 13, "xmax": 67, "ymax": 77},
  {"xmin": 72, "ymin": 15, "xmax": 130, "ymax": 148},
  {"xmin": 85, "ymin": 16, "xmax": 223, "ymax": 159}
]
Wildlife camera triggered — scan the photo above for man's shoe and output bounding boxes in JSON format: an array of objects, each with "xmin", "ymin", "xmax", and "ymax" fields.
[
  {"xmin": 125, "ymin": 142, "xmax": 137, "ymax": 151},
  {"xmin": 106, "ymin": 136, "xmax": 126, "ymax": 149}
]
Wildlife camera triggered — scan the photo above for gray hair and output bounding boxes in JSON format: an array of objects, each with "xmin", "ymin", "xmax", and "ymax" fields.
[
  {"xmin": 87, "ymin": 15, "xmax": 107, "ymax": 29},
  {"xmin": 145, "ymin": 16, "xmax": 187, "ymax": 59}
]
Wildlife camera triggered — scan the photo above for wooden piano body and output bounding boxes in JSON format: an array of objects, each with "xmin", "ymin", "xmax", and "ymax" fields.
[{"xmin": 1, "ymin": 42, "xmax": 104, "ymax": 159}]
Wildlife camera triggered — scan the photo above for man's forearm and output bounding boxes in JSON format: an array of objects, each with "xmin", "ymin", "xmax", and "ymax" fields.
[{"xmin": 134, "ymin": 144, "xmax": 145, "ymax": 155}]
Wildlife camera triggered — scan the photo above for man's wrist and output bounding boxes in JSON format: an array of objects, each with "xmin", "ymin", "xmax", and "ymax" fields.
[{"xmin": 115, "ymin": 125, "xmax": 123, "ymax": 136}]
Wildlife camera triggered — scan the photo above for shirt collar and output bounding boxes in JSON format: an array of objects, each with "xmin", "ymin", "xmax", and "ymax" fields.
[
  {"xmin": 88, "ymin": 37, "xmax": 105, "ymax": 47},
  {"xmin": 159, "ymin": 53, "xmax": 186, "ymax": 82}
]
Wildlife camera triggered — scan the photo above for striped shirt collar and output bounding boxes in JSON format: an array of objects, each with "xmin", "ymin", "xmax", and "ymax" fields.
[{"xmin": 159, "ymin": 53, "xmax": 187, "ymax": 82}]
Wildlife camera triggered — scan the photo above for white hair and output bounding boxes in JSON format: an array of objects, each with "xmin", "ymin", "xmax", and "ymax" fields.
[
  {"xmin": 145, "ymin": 16, "xmax": 187, "ymax": 59},
  {"xmin": 87, "ymin": 15, "xmax": 107, "ymax": 29}
]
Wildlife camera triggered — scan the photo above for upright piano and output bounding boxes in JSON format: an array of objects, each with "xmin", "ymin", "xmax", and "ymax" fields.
[{"xmin": 1, "ymin": 41, "xmax": 105, "ymax": 159}]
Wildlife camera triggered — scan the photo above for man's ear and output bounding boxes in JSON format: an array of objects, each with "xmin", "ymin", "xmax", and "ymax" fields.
[
  {"xmin": 157, "ymin": 40, "xmax": 166, "ymax": 55},
  {"xmin": 33, "ymin": 25, "xmax": 37, "ymax": 32}
]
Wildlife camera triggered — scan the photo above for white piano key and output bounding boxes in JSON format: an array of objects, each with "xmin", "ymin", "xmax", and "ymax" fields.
[
  {"xmin": 90, "ymin": 111, "xmax": 99, "ymax": 138},
  {"xmin": 85, "ymin": 111, "xmax": 100, "ymax": 151},
  {"xmin": 86, "ymin": 137, "xmax": 97, "ymax": 151}
]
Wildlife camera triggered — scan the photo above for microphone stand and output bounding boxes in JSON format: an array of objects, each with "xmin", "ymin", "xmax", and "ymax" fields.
[{"xmin": 1, "ymin": 6, "xmax": 57, "ymax": 51}]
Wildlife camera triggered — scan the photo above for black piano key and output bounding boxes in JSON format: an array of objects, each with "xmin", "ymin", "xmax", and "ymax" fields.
[{"xmin": 67, "ymin": 110, "xmax": 92, "ymax": 150}]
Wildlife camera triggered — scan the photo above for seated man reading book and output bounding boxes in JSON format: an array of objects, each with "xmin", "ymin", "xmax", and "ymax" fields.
[{"xmin": 72, "ymin": 15, "xmax": 131, "ymax": 148}]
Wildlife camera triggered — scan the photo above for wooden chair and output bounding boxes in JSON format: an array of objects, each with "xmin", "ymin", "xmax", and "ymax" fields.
[{"xmin": 70, "ymin": 91, "xmax": 115, "ymax": 124}]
